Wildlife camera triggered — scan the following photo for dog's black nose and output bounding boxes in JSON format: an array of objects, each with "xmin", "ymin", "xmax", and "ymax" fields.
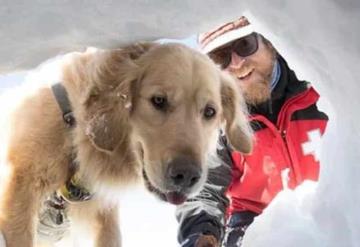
[{"xmin": 167, "ymin": 156, "xmax": 202, "ymax": 189}]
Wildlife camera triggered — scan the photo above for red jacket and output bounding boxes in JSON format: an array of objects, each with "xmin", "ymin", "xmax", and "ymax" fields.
[{"xmin": 228, "ymin": 86, "xmax": 328, "ymax": 214}]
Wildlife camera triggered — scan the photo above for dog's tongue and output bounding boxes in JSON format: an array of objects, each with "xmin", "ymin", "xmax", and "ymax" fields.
[{"xmin": 166, "ymin": 192, "xmax": 187, "ymax": 205}]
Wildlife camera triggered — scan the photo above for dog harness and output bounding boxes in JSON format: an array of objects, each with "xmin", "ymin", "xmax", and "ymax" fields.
[{"xmin": 37, "ymin": 83, "xmax": 92, "ymax": 242}]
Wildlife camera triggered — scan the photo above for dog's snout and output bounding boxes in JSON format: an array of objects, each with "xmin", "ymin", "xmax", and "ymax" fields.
[{"xmin": 167, "ymin": 156, "xmax": 202, "ymax": 189}]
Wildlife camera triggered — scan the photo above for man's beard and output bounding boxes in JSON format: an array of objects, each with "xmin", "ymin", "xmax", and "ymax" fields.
[
  {"xmin": 241, "ymin": 71, "xmax": 272, "ymax": 106},
  {"xmin": 240, "ymin": 56, "xmax": 276, "ymax": 106}
]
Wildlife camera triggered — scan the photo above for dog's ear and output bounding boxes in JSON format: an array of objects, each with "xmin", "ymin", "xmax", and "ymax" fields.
[
  {"xmin": 220, "ymin": 72, "xmax": 253, "ymax": 154},
  {"xmin": 82, "ymin": 43, "xmax": 155, "ymax": 153},
  {"xmin": 84, "ymin": 74, "xmax": 137, "ymax": 153},
  {"xmin": 86, "ymin": 108, "xmax": 127, "ymax": 153}
]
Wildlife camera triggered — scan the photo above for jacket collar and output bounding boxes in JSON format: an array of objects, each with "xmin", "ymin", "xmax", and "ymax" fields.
[{"xmin": 248, "ymin": 54, "xmax": 309, "ymax": 122}]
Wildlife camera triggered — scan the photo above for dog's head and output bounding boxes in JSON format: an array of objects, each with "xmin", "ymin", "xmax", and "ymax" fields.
[{"xmin": 64, "ymin": 43, "xmax": 252, "ymax": 205}]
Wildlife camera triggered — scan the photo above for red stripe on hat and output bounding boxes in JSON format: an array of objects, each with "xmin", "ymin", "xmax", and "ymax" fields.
[{"xmin": 200, "ymin": 16, "xmax": 251, "ymax": 49}]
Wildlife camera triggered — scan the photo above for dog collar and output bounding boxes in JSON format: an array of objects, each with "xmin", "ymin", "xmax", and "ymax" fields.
[
  {"xmin": 58, "ymin": 174, "xmax": 93, "ymax": 203},
  {"xmin": 50, "ymin": 82, "xmax": 93, "ymax": 203},
  {"xmin": 51, "ymin": 83, "xmax": 76, "ymax": 128}
]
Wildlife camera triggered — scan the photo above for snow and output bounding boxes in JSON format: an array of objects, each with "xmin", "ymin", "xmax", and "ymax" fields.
[
  {"xmin": 0, "ymin": 233, "xmax": 4, "ymax": 247},
  {"xmin": 1, "ymin": 0, "xmax": 360, "ymax": 247}
]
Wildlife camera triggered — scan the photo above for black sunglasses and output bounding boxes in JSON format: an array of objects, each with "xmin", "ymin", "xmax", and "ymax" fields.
[{"xmin": 208, "ymin": 32, "xmax": 259, "ymax": 69}]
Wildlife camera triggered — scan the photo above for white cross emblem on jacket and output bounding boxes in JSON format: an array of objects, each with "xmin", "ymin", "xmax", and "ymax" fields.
[{"xmin": 301, "ymin": 129, "xmax": 322, "ymax": 162}]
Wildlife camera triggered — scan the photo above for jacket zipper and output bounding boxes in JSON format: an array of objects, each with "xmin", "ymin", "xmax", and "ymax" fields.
[{"xmin": 279, "ymin": 128, "xmax": 295, "ymax": 185}]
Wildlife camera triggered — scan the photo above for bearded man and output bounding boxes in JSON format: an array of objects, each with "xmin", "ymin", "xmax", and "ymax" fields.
[{"xmin": 176, "ymin": 16, "xmax": 328, "ymax": 247}]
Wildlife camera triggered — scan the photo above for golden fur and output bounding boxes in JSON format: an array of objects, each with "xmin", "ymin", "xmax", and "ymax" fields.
[{"xmin": 0, "ymin": 43, "xmax": 252, "ymax": 247}]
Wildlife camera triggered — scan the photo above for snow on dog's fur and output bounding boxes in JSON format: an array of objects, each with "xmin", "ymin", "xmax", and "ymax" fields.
[{"xmin": 0, "ymin": 43, "xmax": 252, "ymax": 247}]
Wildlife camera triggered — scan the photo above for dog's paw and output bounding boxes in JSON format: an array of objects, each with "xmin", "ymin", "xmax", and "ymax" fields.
[{"xmin": 195, "ymin": 234, "xmax": 219, "ymax": 247}]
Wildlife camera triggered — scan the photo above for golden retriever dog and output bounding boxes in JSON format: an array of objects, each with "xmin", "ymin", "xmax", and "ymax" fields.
[{"xmin": 0, "ymin": 43, "xmax": 252, "ymax": 247}]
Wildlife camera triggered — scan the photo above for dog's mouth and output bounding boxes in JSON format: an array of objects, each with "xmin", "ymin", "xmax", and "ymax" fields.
[
  {"xmin": 142, "ymin": 168, "xmax": 188, "ymax": 205},
  {"xmin": 137, "ymin": 142, "xmax": 189, "ymax": 205}
]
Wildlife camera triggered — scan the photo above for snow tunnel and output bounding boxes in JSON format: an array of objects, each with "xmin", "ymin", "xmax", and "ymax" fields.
[{"xmin": 0, "ymin": 1, "xmax": 359, "ymax": 246}]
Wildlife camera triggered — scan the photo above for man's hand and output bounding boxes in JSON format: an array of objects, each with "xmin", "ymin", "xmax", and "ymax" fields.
[{"xmin": 195, "ymin": 234, "xmax": 219, "ymax": 247}]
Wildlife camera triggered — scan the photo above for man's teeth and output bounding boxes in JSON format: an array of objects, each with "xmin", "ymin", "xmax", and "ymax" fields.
[{"xmin": 238, "ymin": 69, "xmax": 253, "ymax": 79}]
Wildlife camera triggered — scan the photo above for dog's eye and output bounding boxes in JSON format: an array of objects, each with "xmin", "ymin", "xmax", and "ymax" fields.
[
  {"xmin": 151, "ymin": 95, "xmax": 168, "ymax": 111},
  {"xmin": 203, "ymin": 105, "xmax": 216, "ymax": 119}
]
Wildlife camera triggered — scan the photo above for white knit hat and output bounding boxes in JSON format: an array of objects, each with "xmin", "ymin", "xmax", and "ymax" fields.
[{"xmin": 199, "ymin": 16, "xmax": 254, "ymax": 53}]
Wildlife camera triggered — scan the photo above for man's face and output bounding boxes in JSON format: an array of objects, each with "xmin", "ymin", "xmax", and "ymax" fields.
[{"xmin": 210, "ymin": 35, "xmax": 276, "ymax": 105}]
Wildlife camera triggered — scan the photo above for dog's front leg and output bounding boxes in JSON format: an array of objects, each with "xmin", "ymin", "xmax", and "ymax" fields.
[
  {"xmin": 0, "ymin": 173, "xmax": 40, "ymax": 247},
  {"xmin": 94, "ymin": 206, "xmax": 121, "ymax": 247}
]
